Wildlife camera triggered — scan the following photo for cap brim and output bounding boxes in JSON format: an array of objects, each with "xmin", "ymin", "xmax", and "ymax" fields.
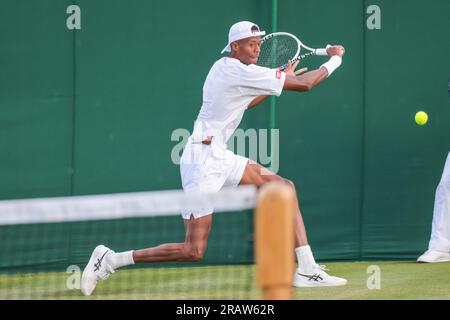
[
  {"xmin": 221, "ymin": 44, "xmax": 231, "ymax": 54},
  {"xmin": 220, "ymin": 31, "xmax": 266, "ymax": 54}
]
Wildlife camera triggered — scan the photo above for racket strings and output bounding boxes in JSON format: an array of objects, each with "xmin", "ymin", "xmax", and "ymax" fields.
[{"xmin": 258, "ymin": 35, "xmax": 299, "ymax": 69}]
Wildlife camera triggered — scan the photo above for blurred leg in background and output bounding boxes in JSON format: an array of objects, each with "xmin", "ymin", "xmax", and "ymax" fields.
[{"xmin": 418, "ymin": 151, "xmax": 450, "ymax": 263}]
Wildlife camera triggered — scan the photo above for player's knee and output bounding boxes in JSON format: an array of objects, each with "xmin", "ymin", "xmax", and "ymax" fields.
[
  {"xmin": 185, "ymin": 244, "xmax": 206, "ymax": 262},
  {"xmin": 283, "ymin": 179, "xmax": 298, "ymax": 198},
  {"xmin": 260, "ymin": 176, "xmax": 296, "ymax": 193},
  {"xmin": 188, "ymin": 249, "xmax": 205, "ymax": 262},
  {"xmin": 284, "ymin": 179, "xmax": 296, "ymax": 189},
  {"xmin": 260, "ymin": 174, "xmax": 283, "ymax": 185}
]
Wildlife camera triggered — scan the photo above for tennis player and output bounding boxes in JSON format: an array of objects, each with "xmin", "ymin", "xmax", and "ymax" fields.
[{"xmin": 81, "ymin": 21, "xmax": 346, "ymax": 296}]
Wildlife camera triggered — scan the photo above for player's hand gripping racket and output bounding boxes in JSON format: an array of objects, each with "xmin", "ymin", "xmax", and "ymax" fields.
[{"xmin": 257, "ymin": 32, "xmax": 329, "ymax": 70}]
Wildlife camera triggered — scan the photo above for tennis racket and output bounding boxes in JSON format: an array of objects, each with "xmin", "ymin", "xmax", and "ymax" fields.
[{"xmin": 257, "ymin": 32, "xmax": 329, "ymax": 70}]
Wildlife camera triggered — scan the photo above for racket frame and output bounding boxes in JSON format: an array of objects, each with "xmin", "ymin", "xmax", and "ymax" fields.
[{"xmin": 260, "ymin": 32, "xmax": 328, "ymax": 70}]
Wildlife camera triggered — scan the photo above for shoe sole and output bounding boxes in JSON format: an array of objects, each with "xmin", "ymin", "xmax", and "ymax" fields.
[
  {"xmin": 417, "ymin": 258, "xmax": 450, "ymax": 263},
  {"xmin": 293, "ymin": 281, "xmax": 348, "ymax": 288}
]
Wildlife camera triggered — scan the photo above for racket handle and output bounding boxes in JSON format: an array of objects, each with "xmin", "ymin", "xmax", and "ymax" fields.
[
  {"xmin": 279, "ymin": 52, "xmax": 316, "ymax": 70},
  {"xmin": 315, "ymin": 44, "xmax": 332, "ymax": 56},
  {"xmin": 315, "ymin": 48, "xmax": 328, "ymax": 56}
]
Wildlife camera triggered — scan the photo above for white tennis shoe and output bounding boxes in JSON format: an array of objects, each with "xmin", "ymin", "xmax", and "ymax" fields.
[
  {"xmin": 293, "ymin": 264, "xmax": 347, "ymax": 287},
  {"xmin": 81, "ymin": 245, "xmax": 115, "ymax": 296},
  {"xmin": 417, "ymin": 250, "xmax": 450, "ymax": 263}
]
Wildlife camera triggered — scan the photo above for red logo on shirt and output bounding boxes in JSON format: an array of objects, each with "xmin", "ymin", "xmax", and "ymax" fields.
[{"xmin": 276, "ymin": 70, "xmax": 282, "ymax": 79}]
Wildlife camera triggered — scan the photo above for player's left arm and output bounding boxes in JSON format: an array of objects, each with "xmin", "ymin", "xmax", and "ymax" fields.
[
  {"xmin": 244, "ymin": 43, "xmax": 344, "ymax": 110},
  {"xmin": 283, "ymin": 45, "xmax": 345, "ymax": 92}
]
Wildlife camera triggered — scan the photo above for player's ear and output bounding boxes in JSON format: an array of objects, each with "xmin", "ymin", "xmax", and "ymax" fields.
[{"xmin": 230, "ymin": 41, "xmax": 239, "ymax": 52}]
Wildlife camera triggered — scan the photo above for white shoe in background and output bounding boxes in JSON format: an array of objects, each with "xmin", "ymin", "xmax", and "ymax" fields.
[{"xmin": 417, "ymin": 250, "xmax": 450, "ymax": 263}]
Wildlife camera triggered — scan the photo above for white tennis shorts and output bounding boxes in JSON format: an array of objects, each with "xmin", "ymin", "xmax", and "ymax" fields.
[{"xmin": 179, "ymin": 140, "xmax": 248, "ymax": 219}]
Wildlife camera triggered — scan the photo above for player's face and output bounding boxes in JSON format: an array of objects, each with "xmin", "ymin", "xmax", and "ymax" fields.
[{"xmin": 233, "ymin": 37, "xmax": 261, "ymax": 65}]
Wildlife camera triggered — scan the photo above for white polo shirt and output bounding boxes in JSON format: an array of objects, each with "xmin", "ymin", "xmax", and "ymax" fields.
[{"xmin": 190, "ymin": 57, "xmax": 286, "ymax": 156}]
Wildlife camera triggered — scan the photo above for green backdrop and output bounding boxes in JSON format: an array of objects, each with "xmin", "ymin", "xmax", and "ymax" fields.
[{"xmin": 0, "ymin": 0, "xmax": 449, "ymax": 271}]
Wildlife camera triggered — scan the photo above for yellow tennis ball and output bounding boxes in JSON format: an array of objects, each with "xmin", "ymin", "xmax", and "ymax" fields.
[{"xmin": 415, "ymin": 111, "xmax": 428, "ymax": 126}]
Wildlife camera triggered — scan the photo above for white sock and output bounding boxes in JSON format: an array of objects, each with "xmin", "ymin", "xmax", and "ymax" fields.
[
  {"xmin": 107, "ymin": 250, "xmax": 135, "ymax": 270},
  {"xmin": 295, "ymin": 245, "xmax": 317, "ymax": 273}
]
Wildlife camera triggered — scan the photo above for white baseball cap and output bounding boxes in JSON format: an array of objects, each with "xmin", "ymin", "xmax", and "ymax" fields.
[{"xmin": 221, "ymin": 21, "xmax": 266, "ymax": 54}]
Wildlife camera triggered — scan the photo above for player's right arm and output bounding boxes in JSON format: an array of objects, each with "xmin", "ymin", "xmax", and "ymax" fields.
[{"xmin": 283, "ymin": 45, "xmax": 345, "ymax": 92}]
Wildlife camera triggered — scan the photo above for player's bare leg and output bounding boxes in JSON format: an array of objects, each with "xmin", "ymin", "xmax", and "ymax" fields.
[
  {"xmin": 238, "ymin": 160, "xmax": 308, "ymax": 247},
  {"xmin": 81, "ymin": 214, "xmax": 212, "ymax": 295},
  {"xmin": 133, "ymin": 214, "xmax": 212, "ymax": 262},
  {"xmin": 239, "ymin": 160, "xmax": 347, "ymax": 287}
]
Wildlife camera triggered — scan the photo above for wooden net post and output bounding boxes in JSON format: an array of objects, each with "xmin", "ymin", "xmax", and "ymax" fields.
[{"xmin": 255, "ymin": 181, "xmax": 295, "ymax": 300}]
